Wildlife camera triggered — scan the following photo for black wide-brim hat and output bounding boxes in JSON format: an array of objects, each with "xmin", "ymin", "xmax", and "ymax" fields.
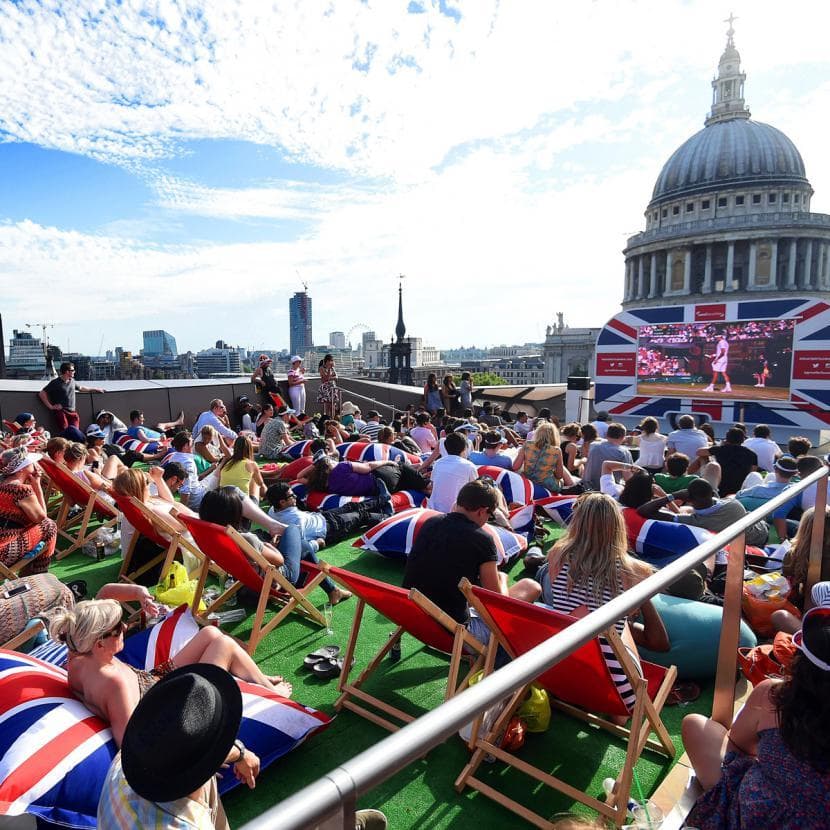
[{"xmin": 121, "ymin": 664, "xmax": 242, "ymax": 803}]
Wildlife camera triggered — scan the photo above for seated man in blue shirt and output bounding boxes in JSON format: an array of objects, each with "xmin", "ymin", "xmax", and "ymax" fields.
[
  {"xmin": 265, "ymin": 481, "xmax": 393, "ymax": 553},
  {"xmin": 736, "ymin": 455, "xmax": 801, "ymax": 538},
  {"xmin": 468, "ymin": 431, "xmax": 513, "ymax": 469}
]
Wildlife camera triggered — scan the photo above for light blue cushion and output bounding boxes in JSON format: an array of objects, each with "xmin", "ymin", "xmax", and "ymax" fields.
[{"xmin": 639, "ymin": 593, "xmax": 757, "ymax": 679}]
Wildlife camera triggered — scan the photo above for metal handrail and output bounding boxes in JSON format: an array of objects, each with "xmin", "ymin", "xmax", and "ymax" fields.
[
  {"xmin": 241, "ymin": 467, "xmax": 828, "ymax": 830},
  {"xmin": 335, "ymin": 385, "xmax": 401, "ymax": 419}
]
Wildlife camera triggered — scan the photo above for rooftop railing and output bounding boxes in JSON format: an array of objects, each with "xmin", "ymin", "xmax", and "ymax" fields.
[{"xmin": 241, "ymin": 466, "xmax": 828, "ymax": 830}]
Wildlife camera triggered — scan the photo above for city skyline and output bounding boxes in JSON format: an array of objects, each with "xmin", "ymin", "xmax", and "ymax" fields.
[{"xmin": 2, "ymin": 2, "xmax": 829, "ymax": 354}]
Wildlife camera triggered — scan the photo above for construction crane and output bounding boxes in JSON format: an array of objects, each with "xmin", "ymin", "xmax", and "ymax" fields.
[
  {"xmin": 26, "ymin": 322, "xmax": 55, "ymax": 349},
  {"xmin": 296, "ymin": 270, "xmax": 308, "ymax": 292}
]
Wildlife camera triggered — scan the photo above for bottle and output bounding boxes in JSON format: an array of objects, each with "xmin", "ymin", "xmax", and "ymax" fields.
[
  {"xmin": 223, "ymin": 577, "xmax": 238, "ymax": 606},
  {"xmin": 211, "ymin": 608, "xmax": 246, "ymax": 625},
  {"xmin": 389, "ymin": 632, "xmax": 401, "ymax": 663}
]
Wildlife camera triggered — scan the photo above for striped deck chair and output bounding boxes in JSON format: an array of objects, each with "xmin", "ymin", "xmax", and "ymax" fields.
[
  {"xmin": 38, "ymin": 457, "xmax": 118, "ymax": 559},
  {"xmin": 319, "ymin": 563, "xmax": 487, "ymax": 733},
  {"xmin": 111, "ymin": 493, "xmax": 212, "ymax": 588},
  {"xmin": 176, "ymin": 513, "xmax": 326, "ymax": 654},
  {"xmin": 456, "ymin": 580, "xmax": 677, "ymax": 828}
]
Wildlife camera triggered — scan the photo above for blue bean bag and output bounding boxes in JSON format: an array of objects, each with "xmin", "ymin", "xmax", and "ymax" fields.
[{"xmin": 638, "ymin": 593, "xmax": 757, "ymax": 680}]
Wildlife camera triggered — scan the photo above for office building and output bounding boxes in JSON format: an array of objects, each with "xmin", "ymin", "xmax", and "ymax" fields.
[{"xmin": 289, "ymin": 292, "xmax": 313, "ymax": 356}]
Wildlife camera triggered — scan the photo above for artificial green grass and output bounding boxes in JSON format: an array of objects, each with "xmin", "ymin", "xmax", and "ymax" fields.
[{"xmin": 49, "ymin": 520, "xmax": 706, "ymax": 828}]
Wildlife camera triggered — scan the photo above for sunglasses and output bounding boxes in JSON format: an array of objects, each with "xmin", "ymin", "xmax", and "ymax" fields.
[{"xmin": 100, "ymin": 621, "xmax": 126, "ymax": 641}]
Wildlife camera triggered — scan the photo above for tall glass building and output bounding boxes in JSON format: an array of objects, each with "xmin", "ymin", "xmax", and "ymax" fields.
[
  {"xmin": 289, "ymin": 292, "xmax": 313, "ymax": 356},
  {"xmin": 143, "ymin": 329, "xmax": 178, "ymax": 356}
]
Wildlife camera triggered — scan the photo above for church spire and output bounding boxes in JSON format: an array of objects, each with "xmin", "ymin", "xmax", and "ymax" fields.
[
  {"xmin": 395, "ymin": 275, "xmax": 406, "ymax": 342},
  {"xmin": 705, "ymin": 13, "xmax": 751, "ymax": 127}
]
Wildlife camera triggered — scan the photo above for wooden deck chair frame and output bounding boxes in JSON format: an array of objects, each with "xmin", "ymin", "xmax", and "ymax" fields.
[
  {"xmin": 112, "ymin": 493, "xmax": 211, "ymax": 587},
  {"xmin": 320, "ymin": 563, "xmax": 487, "ymax": 733},
  {"xmin": 175, "ymin": 513, "xmax": 326, "ymax": 655},
  {"xmin": 455, "ymin": 579, "xmax": 677, "ymax": 829},
  {"xmin": 2, "ymin": 619, "xmax": 46, "ymax": 651},
  {"xmin": 37, "ymin": 458, "xmax": 118, "ymax": 559}
]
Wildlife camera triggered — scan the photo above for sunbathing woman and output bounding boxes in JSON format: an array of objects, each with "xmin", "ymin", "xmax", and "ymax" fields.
[
  {"xmin": 51, "ymin": 597, "xmax": 292, "ymax": 746},
  {"xmin": 63, "ymin": 442, "xmax": 115, "ymax": 501},
  {"xmin": 220, "ymin": 435, "xmax": 269, "ymax": 501}
]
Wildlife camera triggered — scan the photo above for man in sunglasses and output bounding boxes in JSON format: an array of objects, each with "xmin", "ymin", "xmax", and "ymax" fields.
[{"xmin": 403, "ymin": 480, "xmax": 540, "ymax": 643}]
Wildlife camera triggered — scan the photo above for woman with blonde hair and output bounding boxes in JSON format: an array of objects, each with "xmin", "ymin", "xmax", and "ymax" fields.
[
  {"xmin": 219, "ymin": 435, "xmax": 268, "ymax": 501},
  {"xmin": 50, "ymin": 598, "xmax": 292, "ymax": 745},
  {"xmin": 512, "ymin": 421, "xmax": 574, "ymax": 493},
  {"xmin": 537, "ymin": 493, "xmax": 668, "ymax": 712},
  {"xmin": 64, "ymin": 442, "xmax": 115, "ymax": 502}
]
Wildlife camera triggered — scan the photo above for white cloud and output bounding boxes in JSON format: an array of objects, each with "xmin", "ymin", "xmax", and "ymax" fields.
[{"xmin": 1, "ymin": 0, "xmax": 829, "ymax": 353}]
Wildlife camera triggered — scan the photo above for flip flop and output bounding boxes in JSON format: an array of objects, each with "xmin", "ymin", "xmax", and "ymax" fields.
[
  {"xmin": 303, "ymin": 645, "xmax": 340, "ymax": 669},
  {"xmin": 312, "ymin": 656, "xmax": 352, "ymax": 680},
  {"xmin": 667, "ymin": 680, "xmax": 701, "ymax": 706},
  {"xmin": 67, "ymin": 579, "xmax": 88, "ymax": 602}
]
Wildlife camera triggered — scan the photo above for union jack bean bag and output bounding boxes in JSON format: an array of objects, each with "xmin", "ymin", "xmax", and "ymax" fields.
[
  {"xmin": 278, "ymin": 456, "xmax": 312, "ymax": 481},
  {"xmin": 0, "ymin": 606, "xmax": 330, "ymax": 828},
  {"xmin": 476, "ymin": 465, "xmax": 552, "ymax": 505},
  {"xmin": 281, "ymin": 440, "xmax": 314, "ymax": 459},
  {"xmin": 336, "ymin": 441, "xmax": 422, "ymax": 465},
  {"xmin": 291, "ymin": 483, "xmax": 427, "ymax": 514},
  {"xmin": 354, "ymin": 507, "xmax": 527, "ymax": 565}
]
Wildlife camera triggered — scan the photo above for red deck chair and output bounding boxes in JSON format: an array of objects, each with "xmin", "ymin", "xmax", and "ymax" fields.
[
  {"xmin": 176, "ymin": 513, "xmax": 326, "ymax": 654},
  {"xmin": 456, "ymin": 580, "xmax": 677, "ymax": 828},
  {"xmin": 320, "ymin": 563, "xmax": 487, "ymax": 732},
  {"xmin": 38, "ymin": 457, "xmax": 119, "ymax": 559},
  {"xmin": 111, "ymin": 493, "xmax": 210, "ymax": 587}
]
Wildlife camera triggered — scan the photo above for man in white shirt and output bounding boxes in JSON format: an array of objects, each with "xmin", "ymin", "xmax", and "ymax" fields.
[
  {"xmin": 666, "ymin": 414, "xmax": 709, "ymax": 458},
  {"xmin": 427, "ymin": 432, "xmax": 478, "ymax": 513},
  {"xmin": 192, "ymin": 399, "xmax": 237, "ymax": 444},
  {"xmin": 591, "ymin": 411, "xmax": 610, "ymax": 439},
  {"xmin": 513, "ymin": 412, "xmax": 531, "ymax": 439},
  {"xmin": 742, "ymin": 424, "xmax": 781, "ymax": 473}
]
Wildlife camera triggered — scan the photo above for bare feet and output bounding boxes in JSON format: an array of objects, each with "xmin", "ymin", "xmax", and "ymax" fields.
[
  {"xmin": 267, "ymin": 676, "xmax": 293, "ymax": 697},
  {"xmin": 329, "ymin": 587, "xmax": 353, "ymax": 606}
]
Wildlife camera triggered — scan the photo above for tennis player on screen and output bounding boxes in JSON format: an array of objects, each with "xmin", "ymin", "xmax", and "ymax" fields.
[{"xmin": 703, "ymin": 333, "xmax": 732, "ymax": 393}]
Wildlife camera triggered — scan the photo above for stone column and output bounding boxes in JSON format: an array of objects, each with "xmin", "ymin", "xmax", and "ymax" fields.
[
  {"xmin": 725, "ymin": 241, "xmax": 735, "ymax": 292},
  {"xmin": 824, "ymin": 242, "xmax": 830, "ymax": 289},
  {"xmin": 683, "ymin": 248, "xmax": 692, "ymax": 294},
  {"xmin": 787, "ymin": 238, "xmax": 798, "ymax": 289},
  {"xmin": 702, "ymin": 244, "xmax": 712, "ymax": 293},
  {"xmin": 748, "ymin": 241, "xmax": 757, "ymax": 289},
  {"xmin": 649, "ymin": 253, "xmax": 657, "ymax": 298},
  {"xmin": 637, "ymin": 256, "xmax": 645, "ymax": 298},
  {"xmin": 665, "ymin": 250, "xmax": 672, "ymax": 294},
  {"xmin": 804, "ymin": 239, "xmax": 813, "ymax": 289},
  {"xmin": 769, "ymin": 239, "xmax": 778, "ymax": 288},
  {"xmin": 623, "ymin": 260, "xmax": 631, "ymax": 301}
]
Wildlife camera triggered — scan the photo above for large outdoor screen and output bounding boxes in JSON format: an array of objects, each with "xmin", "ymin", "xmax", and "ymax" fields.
[{"xmin": 636, "ymin": 319, "xmax": 796, "ymax": 401}]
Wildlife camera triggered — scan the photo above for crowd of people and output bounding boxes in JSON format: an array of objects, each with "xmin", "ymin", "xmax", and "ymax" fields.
[{"xmin": 2, "ymin": 360, "xmax": 829, "ymax": 829}]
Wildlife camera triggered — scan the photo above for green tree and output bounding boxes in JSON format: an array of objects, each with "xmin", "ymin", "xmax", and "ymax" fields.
[{"xmin": 470, "ymin": 371, "xmax": 507, "ymax": 386}]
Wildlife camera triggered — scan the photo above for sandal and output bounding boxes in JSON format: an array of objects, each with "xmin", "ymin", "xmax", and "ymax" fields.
[
  {"xmin": 303, "ymin": 645, "xmax": 340, "ymax": 669},
  {"xmin": 312, "ymin": 656, "xmax": 352, "ymax": 680}
]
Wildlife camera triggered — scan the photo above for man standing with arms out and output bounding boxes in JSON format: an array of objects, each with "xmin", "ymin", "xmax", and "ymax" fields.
[
  {"xmin": 403, "ymin": 480, "xmax": 541, "ymax": 641},
  {"xmin": 39, "ymin": 362, "xmax": 105, "ymax": 432},
  {"xmin": 428, "ymin": 431, "xmax": 478, "ymax": 513},
  {"xmin": 703, "ymin": 332, "xmax": 731, "ymax": 393},
  {"xmin": 581, "ymin": 422, "xmax": 633, "ymax": 492}
]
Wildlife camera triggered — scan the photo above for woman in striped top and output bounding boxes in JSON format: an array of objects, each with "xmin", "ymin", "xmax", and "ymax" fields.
[{"xmin": 537, "ymin": 492, "xmax": 669, "ymax": 712}]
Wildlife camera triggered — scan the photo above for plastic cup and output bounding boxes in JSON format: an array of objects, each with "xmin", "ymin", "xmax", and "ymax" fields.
[
  {"xmin": 622, "ymin": 802, "xmax": 664, "ymax": 829},
  {"xmin": 323, "ymin": 603, "xmax": 334, "ymax": 635}
]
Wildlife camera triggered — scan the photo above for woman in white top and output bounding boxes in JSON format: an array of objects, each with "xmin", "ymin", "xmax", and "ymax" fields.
[
  {"xmin": 632, "ymin": 416, "xmax": 667, "ymax": 475},
  {"xmin": 287, "ymin": 356, "xmax": 306, "ymax": 415}
]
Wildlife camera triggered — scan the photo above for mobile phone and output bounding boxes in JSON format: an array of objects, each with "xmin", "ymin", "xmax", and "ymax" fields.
[{"xmin": 2, "ymin": 582, "xmax": 31, "ymax": 600}]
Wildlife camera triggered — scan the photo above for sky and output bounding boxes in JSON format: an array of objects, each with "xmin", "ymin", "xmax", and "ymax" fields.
[{"xmin": 2, "ymin": 0, "xmax": 830, "ymax": 356}]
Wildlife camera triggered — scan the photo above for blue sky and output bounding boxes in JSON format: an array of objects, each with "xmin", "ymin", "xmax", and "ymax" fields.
[{"xmin": 1, "ymin": 0, "xmax": 829, "ymax": 356}]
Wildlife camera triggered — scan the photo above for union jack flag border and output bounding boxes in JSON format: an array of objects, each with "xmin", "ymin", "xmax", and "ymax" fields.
[{"xmin": 595, "ymin": 297, "xmax": 830, "ymax": 429}]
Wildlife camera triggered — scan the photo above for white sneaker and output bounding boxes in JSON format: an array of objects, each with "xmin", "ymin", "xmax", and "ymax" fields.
[
  {"xmin": 723, "ymin": 384, "xmax": 733, "ymax": 392},
  {"xmin": 703, "ymin": 385, "xmax": 715, "ymax": 392}
]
